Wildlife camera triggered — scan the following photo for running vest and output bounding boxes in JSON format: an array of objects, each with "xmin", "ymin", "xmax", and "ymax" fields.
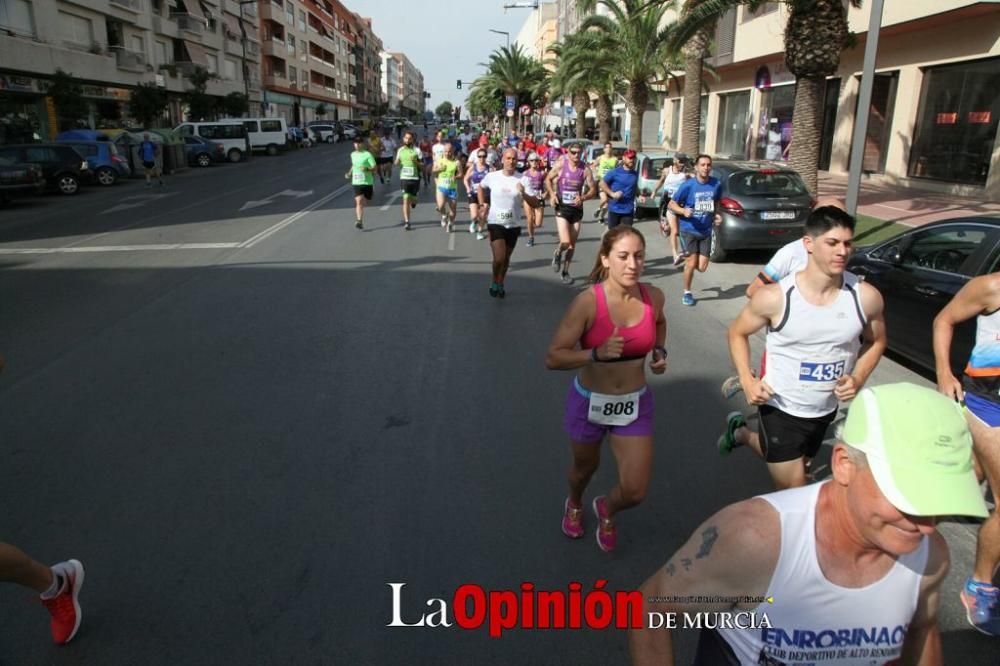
[
  {"xmin": 597, "ymin": 155, "xmax": 618, "ymax": 178},
  {"xmin": 469, "ymin": 162, "xmax": 489, "ymax": 192},
  {"xmin": 662, "ymin": 170, "xmax": 687, "ymax": 199},
  {"xmin": 516, "ymin": 149, "xmax": 527, "ymax": 171},
  {"xmin": 436, "ymin": 158, "xmax": 458, "ymax": 190},
  {"xmin": 764, "ymin": 272, "xmax": 864, "ymax": 418},
  {"xmin": 709, "ymin": 482, "xmax": 927, "ymax": 666},
  {"xmin": 963, "ymin": 306, "xmax": 1000, "ymax": 403},
  {"xmin": 580, "ymin": 283, "xmax": 656, "ymax": 361},
  {"xmin": 557, "ymin": 159, "xmax": 586, "ymax": 207},
  {"xmin": 523, "ymin": 169, "xmax": 546, "ymax": 197}
]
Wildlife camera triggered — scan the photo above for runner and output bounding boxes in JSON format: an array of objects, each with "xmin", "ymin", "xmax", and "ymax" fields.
[
  {"xmin": 478, "ymin": 149, "xmax": 530, "ymax": 298},
  {"xmin": 545, "ymin": 226, "xmax": 667, "ymax": 552},
  {"xmin": 631, "ymin": 383, "xmax": 987, "ymax": 665},
  {"xmin": 933, "ymin": 272, "xmax": 1000, "ymax": 635},
  {"xmin": 599, "ymin": 149, "xmax": 642, "ymax": 230},
  {"xmin": 521, "ymin": 152, "xmax": 547, "ymax": 248},
  {"xmin": 418, "ymin": 135, "xmax": 434, "ymax": 186},
  {"xmin": 139, "ymin": 132, "xmax": 164, "ymax": 187},
  {"xmin": 592, "ymin": 142, "xmax": 619, "ymax": 224},
  {"xmin": 652, "ymin": 156, "xmax": 689, "ymax": 265},
  {"xmin": 464, "ymin": 147, "xmax": 492, "ymax": 240},
  {"xmin": 515, "ymin": 140, "xmax": 529, "ymax": 173},
  {"xmin": 345, "ymin": 137, "xmax": 377, "ymax": 229},
  {"xmin": 668, "ymin": 154, "xmax": 722, "ymax": 306},
  {"xmin": 546, "ymin": 142, "xmax": 597, "ymax": 285},
  {"xmin": 720, "ymin": 206, "xmax": 887, "ymax": 490},
  {"xmin": 368, "ymin": 133, "xmax": 384, "ymax": 184},
  {"xmin": 433, "ymin": 142, "xmax": 460, "ymax": 233},
  {"xmin": 378, "ymin": 131, "xmax": 397, "ymax": 183},
  {"xmin": 432, "ymin": 130, "xmax": 449, "ymax": 164},
  {"xmin": 395, "ymin": 131, "xmax": 422, "ymax": 231}
]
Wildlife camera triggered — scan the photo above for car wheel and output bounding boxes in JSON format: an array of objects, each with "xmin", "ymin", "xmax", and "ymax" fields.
[
  {"xmin": 325, "ymin": 136, "xmax": 334, "ymax": 144},
  {"xmin": 709, "ymin": 228, "xmax": 728, "ymax": 262},
  {"xmin": 227, "ymin": 148, "xmax": 243, "ymax": 163},
  {"xmin": 95, "ymin": 166, "xmax": 117, "ymax": 186},
  {"xmin": 197, "ymin": 153, "xmax": 212, "ymax": 167},
  {"xmin": 266, "ymin": 143, "xmax": 278, "ymax": 156},
  {"xmin": 57, "ymin": 174, "xmax": 80, "ymax": 195}
]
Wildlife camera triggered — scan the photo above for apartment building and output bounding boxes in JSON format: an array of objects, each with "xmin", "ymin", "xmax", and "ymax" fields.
[
  {"xmin": 379, "ymin": 51, "xmax": 424, "ymax": 119},
  {"xmin": 351, "ymin": 14, "xmax": 382, "ymax": 127},
  {"xmin": 514, "ymin": 2, "xmax": 557, "ymax": 64},
  {"xmin": 661, "ymin": 0, "xmax": 1000, "ymax": 200},
  {"xmin": 0, "ymin": 0, "xmax": 262, "ymax": 141},
  {"xmin": 257, "ymin": 0, "xmax": 360, "ymax": 124}
]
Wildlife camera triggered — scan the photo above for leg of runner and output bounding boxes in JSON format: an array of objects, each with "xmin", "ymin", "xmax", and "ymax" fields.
[
  {"xmin": 594, "ymin": 434, "xmax": 653, "ymax": 552},
  {"xmin": 596, "ymin": 190, "xmax": 609, "ymax": 222},
  {"xmin": 681, "ymin": 235, "xmax": 710, "ymax": 305},
  {"xmin": 496, "ymin": 230, "xmax": 519, "ymax": 296},
  {"xmin": 488, "ymin": 231, "xmax": 506, "ymax": 297},
  {"xmin": 0, "ymin": 544, "xmax": 84, "ymax": 644},
  {"xmin": 564, "ymin": 441, "xmax": 601, "ymax": 538},
  {"xmin": 446, "ymin": 195, "xmax": 457, "ymax": 233},
  {"xmin": 469, "ymin": 202, "xmax": 480, "ymax": 235},
  {"xmin": 355, "ymin": 194, "xmax": 365, "ymax": 229},
  {"xmin": 523, "ymin": 200, "xmax": 535, "ymax": 246},
  {"xmin": 561, "ymin": 221, "xmax": 581, "ymax": 285},
  {"xmin": 434, "ymin": 187, "xmax": 446, "ymax": 229},
  {"xmin": 667, "ymin": 212, "xmax": 683, "ymax": 266},
  {"xmin": 553, "ymin": 214, "xmax": 571, "ymax": 279},
  {"xmin": 962, "ymin": 413, "xmax": 1000, "ymax": 635}
]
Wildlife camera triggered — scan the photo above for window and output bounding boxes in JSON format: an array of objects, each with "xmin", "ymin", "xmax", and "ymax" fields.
[
  {"xmin": 200, "ymin": 124, "xmax": 245, "ymax": 139},
  {"xmin": 176, "ymin": 124, "xmax": 193, "ymax": 135},
  {"xmin": 728, "ymin": 171, "xmax": 809, "ymax": 196},
  {"xmin": 755, "ymin": 84, "xmax": 795, "ymax": 161},
  {"xmin": 261, "ymin": 120, "xmax": 282, "ymax": 132},
  {"xmin": 0, "ymin": 0, "xmax": 34, "ymax": 36},
  {"xmin": 60, "ymin": 11, "xmax": 93, "ymax": 46},
  {"xmin": 908, "ymin": 57, "xmax": 999, "ymax": 186},
  {"xmin": 899, "ymin": 226, "xmax": 989, "ymax": 276},
  {"xmin": 715, "ymin": 90, "xmax": 751, "ymax": 158},
  {"xmin": 668, "ymin": 99, "xmax": 681, "ymax": 150},
  {"xmin": 224, "ymin": 59, "xmax": 237, "ymax": 79},
  {"xmin": 285, "ymin": 1, "xmax": 293, "ymax": 24},
  {"xmin": 287, "ymin": 34, "xmax": 295, "ymax": 55},
  {"xmin": 298, "ymin": 9, "xmax": 305, "ymax": 31},
  {"xmin": 132, "ymin": 35, "xmax": 144, "ymax": 55},
  {"xmin": 289, "ymin": 65, "xmax": 297, "ymax": 86},
  {"xmin": 743, "ymin": 1, "xmax": 778, "ymax": 22},
  {"xmin": 157, "ymin": 39, "xmax": 169, "ymax": 64},
  {"xmin": 205, "ymin": 53, "xmax": 217, "ymax": 74},
  {"xmin": 698, "ymin": 95, "xmax": 708, "ymax": 153},
  {"xmin": 242, "ymin": 120, "xmax": 259, "ymax": 132},
  {"xmin": 25, "ymin": 146, "xmax": 56, "ymax": 162}
]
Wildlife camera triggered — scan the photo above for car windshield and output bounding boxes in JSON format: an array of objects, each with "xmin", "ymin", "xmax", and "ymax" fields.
[
  {"xmin": 728, "ymin": 171, "xmax": 808, "ymax": 196},
  {"xmin": 643, "ymin": 158, "xmax": 670, "ymax": 179}
]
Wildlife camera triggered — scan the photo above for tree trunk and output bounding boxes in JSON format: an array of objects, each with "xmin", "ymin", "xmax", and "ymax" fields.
[
  {"xmin": 595, "ymin": 94, "xmax": 612, "ymax": 144},
  {"xmin": 573, "ymin": 91, "xmax": 589, "ymax": 139},
  {"xmin": 680, "ymin": 38, "xmax": 708, "ymax": 156},
  {"xmin": 788, "ymin": 76, "xmax": 823, "ymax": 194},
  {"xmin": 626, "ymin": 82, "xmax": 649, "ymax": 152}
]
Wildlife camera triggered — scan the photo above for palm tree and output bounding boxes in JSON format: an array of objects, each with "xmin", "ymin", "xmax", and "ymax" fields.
[
  {"xmin": 547, "ymin": 33, "xmax": 599, "ymax": 139},
  {"xmin": 548, "ymin": 31, "xmax": 622, "ymax": 143},
  {"xmin": 467, "ymin": 44, "xmax": 548, "ymax": 133},
  {"xmin": 576, "ymin": 0, "xmax": 681, "ymax": 151},
  {"xmin": 679, "ymin": 0, "xmax": 715, "ymax": 156},
  {"xmin": 672, "ymin": 0, "xmax": 860, "ymax": 192}
]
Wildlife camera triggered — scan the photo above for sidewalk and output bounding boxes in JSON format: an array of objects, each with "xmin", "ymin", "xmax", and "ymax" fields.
[{"xmin": 818, "ymin": 171, "xmax": 1000, "ymax": 227}]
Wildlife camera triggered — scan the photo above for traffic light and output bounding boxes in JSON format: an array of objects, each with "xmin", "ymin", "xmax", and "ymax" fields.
[{"xmin": 456, "ymin": 79, "xmax": 462, "ymax": 90}]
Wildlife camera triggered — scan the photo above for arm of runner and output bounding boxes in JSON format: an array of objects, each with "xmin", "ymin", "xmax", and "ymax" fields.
[
  {"xmin": 630, "ymin": 499, "xmax": 779, "ymax": 666},
  {"xmin": 729, "ymin": 286, "xmax": 782, "ymax": 405},
  {"xmin": 519, "ymin": 178, "xmax": 539, "ymax": 208},
  {"xmin": 581, "ymin": 167, "xmax": 598, "ymax": 203},
  {"xmin": 836, "ymin": 281, "xmax": 886, "ymax": 401},
  {"xmin": 477, "ymin": 177, "xmax": 489, "ymax": 212},
  {"xmin": 545, "ymin": 164, "xmax": 561, "ymax": 206},
  {"xmin": 899, "ymin": 531, "xmax": 949, "ymax": 666},
  {"xmin": 667, "ymin": 181, "xmax": 691, "ymax": 217},
  {"xmin": 651, "ymin": 172, "xmax": 666, "ymax": 197},
  {"xmin": 598, "ymin": 171, "xmax": 614, "ymax": 198},
  {"xmin": 649, "ymin": 286, "xmax": 668, "ymax": 375},
  {"xmin": 463, "ymin": 164, "xmax": 473, "ymax": 194},
  {"xmin": 394, "ymin": 148, "xmax": 402, "ymax": 167},
  {"xmin": 544, "ymin": 291, "xmax": 608, "ymax": 369},
  {"xmin": 933, "ymin": 274, "xmax": 1000, "ymax": 401}
]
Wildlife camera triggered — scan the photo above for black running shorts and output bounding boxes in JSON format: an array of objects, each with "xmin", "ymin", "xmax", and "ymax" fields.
[
  {"xmin": 757, "ymin": 404, "xmax": 838, "ymax": 463},
  {"xmin": 353, "ymin": 185, "xmax": 373, "ymax": 200},
  {"xmin": 607, "ymin": 211, "xmax": 634, "ymax": 229},
  {"xmin": 487, "ymin": 224, "xmax": 521, "ymax": 248},
  {"xmin": 402, "ymin": 180, "xmax": 419, "ymax": 197},
  {"xmin": 556, "ymin": 204, "xmax": 583, "ymax": 224}
]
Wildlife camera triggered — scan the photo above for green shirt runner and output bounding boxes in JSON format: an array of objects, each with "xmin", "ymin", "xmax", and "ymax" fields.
[
  {"xmin": 350, "ymin": 150, "xmax": 376, "ymax": 186},
  {"xmin": 396, "ymin": 146, "xmax": 421, "ymax": 181}
]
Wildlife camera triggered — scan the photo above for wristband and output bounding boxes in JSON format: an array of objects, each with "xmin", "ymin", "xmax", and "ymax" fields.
[
  {"xmin": 591, "ymin": 347, "xmax": 600, "ymax": 363},
  {"xmin": 654, "ymin": 346, "xmax": 668, "ymax": 358}
]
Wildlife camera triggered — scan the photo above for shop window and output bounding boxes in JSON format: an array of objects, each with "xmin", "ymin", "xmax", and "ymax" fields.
[
  {"xmin": 909, "ymin": 57, "xmax": 999, "ymax": 186},
  {"xmin": 755, "ymin": 84, "xmax": 795, "ymax": 161},
  {"xmin": 0, "ymin": 0, "xmax": 35, "ymax": 37},
  {"xmin": 716, "ymin": 90, "xmax": 751, "ymax": 158}
]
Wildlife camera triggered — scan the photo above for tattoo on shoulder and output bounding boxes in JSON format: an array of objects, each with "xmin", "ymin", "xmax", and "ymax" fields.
[
  {"xmin": 665, "ymin": 562, "xmax": 676, "ymax": 577},
  {"xmin": 681, "ymin": 557, "xmax": 692, "ymax": 571},
  {"xmin": 695, "ymin": 526, "xmax": 719, "ymax": 560}
]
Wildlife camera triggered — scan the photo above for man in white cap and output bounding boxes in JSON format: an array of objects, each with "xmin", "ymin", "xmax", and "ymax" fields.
[{"xmin": 631, "ymin": 383, "xmax": 988, "ymax": 665}]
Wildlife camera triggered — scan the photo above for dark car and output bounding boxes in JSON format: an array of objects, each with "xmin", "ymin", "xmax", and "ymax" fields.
[
  {"xmin": 705, "ymin": 160, "xmax": 814, "ymax": 261},
  {"xmin": 847, "ymin": 216, "xmax": 1000, "ymax": 375},
  {"xmin": 0, "ymin": 159, "xmax": 45, "ymax": 204},
  {"xmin": 56, "ymin": 139, "xmax": 130, "ymax": 186},
  {"xmin": 182, "ymin": 135, "xmax": 226, "ymax": 167},
  {"xmin": 0, "ymin": 144, "xmax": 92, "ymax": 195}
]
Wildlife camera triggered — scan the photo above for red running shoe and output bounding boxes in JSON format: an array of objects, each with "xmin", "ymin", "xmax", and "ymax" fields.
[{"xmin": 41, "ymin": 559, "xmax": 84, "ymax": 644}]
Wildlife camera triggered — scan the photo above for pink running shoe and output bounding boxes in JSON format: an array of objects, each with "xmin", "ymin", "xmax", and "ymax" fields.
[
  {"xmin": 562, "ymin": 498, "xmax": 584, "ymax": 538},
  {"xmin": 41, "ymin": 559, "xmax": 84, "ymax": 645},
  {"xmin": 592, "ymin": 496, "xmax": 617, "ymax": 552}
]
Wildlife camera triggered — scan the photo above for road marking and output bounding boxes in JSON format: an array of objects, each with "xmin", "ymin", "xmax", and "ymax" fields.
[
  {"xmin": 380, "ymin": 190, "xmax": 402, "ymax": 211},
  {"xmin": 448, "ymin": 231, "xmax": 456, "ymax": 251},
  {"xmin": 0, "ymin": 243, "xmax": 241, "ymax": 255},
  {"xmin": 99, "ymin": 193, "xmax": 174, "ymax": 215},
  {"xmin": 239, "ymin": 189, "xmax": 314, "ymax": 212},
  {"xmin": 239, "ymin": 184, "xmax": 350, "ymax": 248}
]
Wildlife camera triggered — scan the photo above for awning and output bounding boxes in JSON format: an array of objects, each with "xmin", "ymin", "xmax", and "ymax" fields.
[
  {"xmin": 222, "ymin": 13, "xmax": 241, "ymax": 39},
  {"xmin": 183, "ymin": 40, "xmax": 209, "ymax": 66},
  {"xmin": 182, "ymin": 0, "xmax": 207, "ymax": 20}
]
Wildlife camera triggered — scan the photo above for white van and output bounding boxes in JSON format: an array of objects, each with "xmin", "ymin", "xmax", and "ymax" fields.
[
  {"xmin": 230, "ymin": 117, "xmax": 288, "ymax": 156},
  {"xmin": 174, "ymin": 120, "xmax": 250, "ymax": 163}
]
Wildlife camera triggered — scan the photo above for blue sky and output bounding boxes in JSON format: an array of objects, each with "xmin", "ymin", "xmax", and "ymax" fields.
[{"xmin": 354, "ymin": 0, "xmax": 530, "ymax": 113}]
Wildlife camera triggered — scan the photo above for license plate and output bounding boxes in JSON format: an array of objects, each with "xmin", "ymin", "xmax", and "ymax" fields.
[{"xmin": 761, "ymin": 211, "xmax": 797, "ymax": 221}]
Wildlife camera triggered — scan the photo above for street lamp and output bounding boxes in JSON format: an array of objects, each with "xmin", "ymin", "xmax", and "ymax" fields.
[{"xmin": 488, "ymin": 29, "xmax": 510, "ymax": 49}]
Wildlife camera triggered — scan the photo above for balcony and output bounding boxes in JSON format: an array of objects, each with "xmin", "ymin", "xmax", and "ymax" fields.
[
  {"xmin": 109, "ymin": 0, "xmax": 143, "ymax": 11},
  {"xmin": 263, "ymin": 73, "xmax": 288, "ymax": 87},
  {"xmin": 239, "ymin": 1, "xmax": 257, "ymax": 17},
  {"xmin": 261, "ymin": 39, "xmax": 285, "ymax": 57},
  {"xmin": 111, "ymin": 46, "xmax": 147, "ymax": 71},
  {"xmin": 170, "ymin": 12, "xmax": 205, "ymax": 34},
  {"xmin": 258, "ymin": 2, "xmax": 280, "ymax": 21}
]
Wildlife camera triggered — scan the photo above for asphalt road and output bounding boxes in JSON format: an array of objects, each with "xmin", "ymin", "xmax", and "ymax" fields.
[{"xmin": 0, "ymin": 138, "xmax": 996, "ymax": 664}]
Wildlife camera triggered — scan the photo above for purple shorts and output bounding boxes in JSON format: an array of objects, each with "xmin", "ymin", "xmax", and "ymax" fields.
[{"xmin": 563, "ymin": 377, "xmax": 655, "ymax": 444}]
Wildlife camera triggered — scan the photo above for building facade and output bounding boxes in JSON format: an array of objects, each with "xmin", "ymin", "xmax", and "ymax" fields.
[
  {"xmin": 350, "ymin": 14, "xmax": 382, "ymax": 127},
  {"xmin": 661, "ymin": 0, "xmax": 1000, "ymax": 200},
  {"xmin": 0, "ymin": 0, "xmax": 262, "ymax": 140},
  {"xmin": 515, "ymin": 2, "xmax": 557, "ymax": 63},
  {"xmin": 379, "ymin": 51, "xmax": 424, "ymax": 119}
]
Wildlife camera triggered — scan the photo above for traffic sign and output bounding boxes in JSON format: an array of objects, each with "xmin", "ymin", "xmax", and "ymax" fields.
[
  {"xmin": 506, "ymin": 109, "xmax": 514, "ymax": 117},
  {"xmin": 505, "ymin": 95, "xmax": 516, "ymax": 110},
  {"xmin": 520, "ymin": 104, "xmax": 531, "ymax": 116}
]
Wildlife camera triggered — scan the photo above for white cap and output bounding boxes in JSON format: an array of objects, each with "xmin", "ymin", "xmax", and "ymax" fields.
[{"xmin": 551, "ymin": 139, "xmax": 561, "ymax": 148}]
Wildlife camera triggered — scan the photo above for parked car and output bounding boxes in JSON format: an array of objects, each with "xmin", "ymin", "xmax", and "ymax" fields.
[
  {"xmin": 174, "ymin": 120, "xmax": 250, "ymax": 163},
  {"xmin": 0, "ymin": 159, "xmax": 45, "ymax": 204},
  {"xmin": 584, "ymin": 142, "xmax": 627, "ymax": 166},
  {"xmin": 634, "ymin": 151, "xmax": 677, "ymax": 216},
  {"xmin": 308, "ymin": 124, "xmax": 339, "ymax": 144},
  {"xmin": 0, "ymin": 144, "xmax": 92, "ymax": 195},
  {"xmin": 230, "ymin": 117, "xmax": 288, "ymax": 155},
  {"xmin": 698, "ymin": 160, "xmax": 814, "ymax": 261},
  {"xmin": 56, "ymin": 139, "xmax": 130, "ymax": 186},
  {"xmin": 287, "ymin": 127, "xmax": 312, "ymax": 149},
  {"xmin": 848, "ymin": 216, "xmax": 1000, "ymax": 375},
  {"xmin": 182, "ymin": 135, "xmax": 226, "ymax": 167},
  {"xmin": 340, "ymin": 123, "xmax": 360, "ymax": 140}
]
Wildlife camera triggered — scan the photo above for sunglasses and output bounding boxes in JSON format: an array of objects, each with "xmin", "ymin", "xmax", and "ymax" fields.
[
  {"xmin": 569, "ymin": 150, "xmax": 580, "ymax": 155},
  {"xmin": 477, "ymin": 153, "xmax": 487, "ymax": 158}
]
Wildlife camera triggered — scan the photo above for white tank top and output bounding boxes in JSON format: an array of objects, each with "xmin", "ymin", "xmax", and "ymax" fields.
[
  {"xmin": 715, "ymin": 483, "xmax": 928, "ymax": 666},
  {"xmin": 764, "ymin": 272, "xmax": 865, "ymax": 417},
  {"xmin": 662, "ymin": 170, "xmax": 687, "ymax": 197}
]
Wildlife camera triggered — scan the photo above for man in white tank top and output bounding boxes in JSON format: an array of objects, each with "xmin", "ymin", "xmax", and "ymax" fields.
[
  {"xmin": 631, "ymin": 384, "xmax": 988, "ymax": 665},
  {"xmin": 722, "ymin": 207, "xmax": 887, "ymax": 490}
]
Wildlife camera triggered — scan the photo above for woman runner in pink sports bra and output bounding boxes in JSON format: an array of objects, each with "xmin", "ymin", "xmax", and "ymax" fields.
[{"xmin": 545, "ymin": 226, "xmax": 668, "ymax": 553}]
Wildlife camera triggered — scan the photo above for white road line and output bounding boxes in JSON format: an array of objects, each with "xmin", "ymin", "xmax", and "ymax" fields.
[
  {"xmin": 239, "ymin": 184, "xmax": 350, "ymax": 248},
  {"xmin": 0, "ymin": 243, "xmax": 242, "ymax": 255},
  {"xmin": 448, "ymin": 230, "xmax": 456, "ymax": 251},
  {"xmin": 379, "ymin": 190, "xmax": 402, "ymax": 211}
]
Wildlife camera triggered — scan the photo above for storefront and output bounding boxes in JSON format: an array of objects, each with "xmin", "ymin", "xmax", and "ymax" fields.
[
  {"xmin": 0, "ymin": 74, "xmax": 48, "ymax": 143},
  {"xmin": 754, "ymin": 83, "xmax": 794, "ymax": 161}
]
